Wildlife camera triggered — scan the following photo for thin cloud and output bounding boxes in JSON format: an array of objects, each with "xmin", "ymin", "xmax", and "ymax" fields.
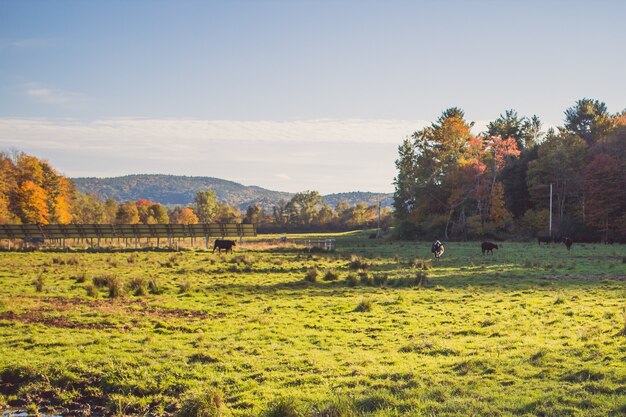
[
  {"xmin": 0, "ymin": 38, "xmax": 52, "ymax": 49},
  {"xmin": 23, "ymin": 83, "xmax": 86, "ymax": 108}
]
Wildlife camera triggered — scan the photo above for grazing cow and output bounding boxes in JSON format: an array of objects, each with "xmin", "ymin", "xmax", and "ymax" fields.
[
  {"xmin": 563, "ymin": 237, "xmax": 573, "ymax": 251},
  {"xmin": 213, "ymin": 239, "xmax": 236, "ymax": 253},
  {"xmin": 481, "ymin": 241, "xmax": 499, "ymax": 255},
  {"xmin": 431, "ymin": 240, "xmax": 445, "ymax": 259},
  {"xmin": 537, "ymin": 236, "xmax": 552, "ymax": 245}
]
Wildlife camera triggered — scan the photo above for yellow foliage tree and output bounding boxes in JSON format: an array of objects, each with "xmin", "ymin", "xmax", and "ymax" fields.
[{"xmin": 18, "ymin": 180, "xmax": 50, "ymax": 224}]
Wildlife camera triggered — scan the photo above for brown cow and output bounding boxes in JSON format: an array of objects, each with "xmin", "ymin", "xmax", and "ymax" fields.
[
  {"xmin": 481, "ymin": 241, "xmax": 498, "ymax": 255},
  {"xmin": 563, "ymin": 237, "xmax": 573, "ymax": 251}
]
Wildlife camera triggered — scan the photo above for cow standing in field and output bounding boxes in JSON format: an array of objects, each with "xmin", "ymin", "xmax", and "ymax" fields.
[
  {"xmin": 481, "ymin": 241, "xmax": 499, "ymax": 255},
  {"xmin": 431, "ymin": 240, "xmax": 444, "ymax": 260},
  {"xmin": 213, "ymin": 239, "xmax": 236, "ymax": 253},
  {"xmin": 538, "ymin": 236, "xmax": 553, "ymax": 245},
  {"xmin": 563, "ymin": 237, "xmax": 573, "ymax": 251}
]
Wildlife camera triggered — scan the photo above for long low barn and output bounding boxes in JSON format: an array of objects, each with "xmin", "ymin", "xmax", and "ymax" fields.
[{"xmin": 0, "ymin": 223, "xmax": 256, "ymax": 249}]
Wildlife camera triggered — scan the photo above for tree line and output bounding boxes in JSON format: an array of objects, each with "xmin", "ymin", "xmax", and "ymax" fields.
[
  {"xmin": 0, "ymin": 153, "xmax": 391, "ymax": 231},
  {"xmin": 394, "ymin": 98, "xmax": 626, "ymax": 242}
]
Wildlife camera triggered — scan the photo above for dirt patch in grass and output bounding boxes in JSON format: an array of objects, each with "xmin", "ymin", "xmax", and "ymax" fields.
[
  {"xmin": 0, "ymin": 310, "xmax": 119, "ymax": 330},
  {"xmin": 6, "ymin": 296, "xmax": 218, "ymax": 320}
]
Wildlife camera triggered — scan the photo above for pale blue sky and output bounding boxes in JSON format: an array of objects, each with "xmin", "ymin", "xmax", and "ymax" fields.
[{"xmin": 1, "ymin": 0, "xmax": 625, "ymax": 193}]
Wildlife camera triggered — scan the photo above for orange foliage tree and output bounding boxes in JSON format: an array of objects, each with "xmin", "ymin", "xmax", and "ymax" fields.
[{"xmin": 18, "ymin": 180, "xmax": 50, "ymax": 224}]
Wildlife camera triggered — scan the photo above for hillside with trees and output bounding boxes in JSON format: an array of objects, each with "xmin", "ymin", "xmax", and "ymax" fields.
[
  {"xmin": 72, "ymin": 174, "xmax": 393, "ymax": 211},
  {"xmin": 394, "ymin": 99, "xmax": 626, "ymax": 242}
]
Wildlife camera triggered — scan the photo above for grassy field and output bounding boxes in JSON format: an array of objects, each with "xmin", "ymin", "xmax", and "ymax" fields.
[{"xmin": 1, "ymin": 231, "xmax": 626, "ymax": 417}]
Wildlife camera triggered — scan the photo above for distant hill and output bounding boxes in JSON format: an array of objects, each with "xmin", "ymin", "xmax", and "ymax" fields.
[{"xmin": 72, "ymin": 174, "xmax": 393, "ymax": 211}]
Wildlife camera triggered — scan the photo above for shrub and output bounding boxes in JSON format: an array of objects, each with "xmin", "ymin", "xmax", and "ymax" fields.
[
  {"xmin": 304, "ymin": 268, "xmax": 319, "ymax": 283},
  {"xmin": 176, "ymin": 388, "xmax": 226, "ymax": 417},
  {"xmin": 323, "ymin": 269, "xmax": 340, "ymax": 281},
  {"xmin": 354, "ymin": 297, "xmax": 373, "ymax": 312}
]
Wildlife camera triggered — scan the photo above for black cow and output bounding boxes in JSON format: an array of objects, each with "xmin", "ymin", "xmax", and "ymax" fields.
[
  {"xmin": 213, "ymin": 239, "xmax": 236, "ymax": 253},
  {"xmin": 431, "ymin": 240, "xmax": 444, "ymax": 259},
  {"xmin": 481, "ymin": 241, "xmax": 498, "ymax": 255},
  {"xmin": 537, "ymin": 236, "xmax": 553, "ymax": 245},
  {"xmin": 563, "ymin": 237, "xmax": 573, "ymax": 251}
]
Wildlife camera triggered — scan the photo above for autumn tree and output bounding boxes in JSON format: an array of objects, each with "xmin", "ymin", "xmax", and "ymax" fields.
[
  {"xmin": 116, "ymin": 201, "xmax": 140, "ymax": 224},
  {"xmin": 0, "ymin": 153, "xmax": 17, "ymax": 223},
  {"xmin": 17, "ymin": 180, "xmax": 50, "ymax": 224},
  {"xmin": 486, "ymin": 110, "xmax": 543, "ymax": 150},
  {"xmin": 214, "ymin": 203, "xmax": 242, "ymax": 223},
  {"xmin": 170, "ymin": 207, "xmax": 199, "ymax": 224}
]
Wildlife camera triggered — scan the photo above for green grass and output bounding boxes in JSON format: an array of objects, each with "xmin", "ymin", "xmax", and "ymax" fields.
[{"xmin": 0, "ymin": 231, "xmax": 625, "ymax": 416}]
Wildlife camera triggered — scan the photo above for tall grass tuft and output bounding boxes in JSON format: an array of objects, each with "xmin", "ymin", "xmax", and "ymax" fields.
[
  {"xmin": 372, "ymin": 273, "xmax": 388, "ymax": 287},
  {"xmin": 127, "ymin": 253, "xmax": 139, "ymax": 264},
  {"xmin": 347, "ymin": 255, "xmax": 368, "ymax": 270},
  {"xmin": 323, "ymin": 269, "xmax": 340, "ymax": 281},
  {"xmin": 176, "ymin": 388, "xmax": 226, "ymax": 417},
  {"xmin": 311, "ymin": 396, "xmax": 357, "ymax": 417},
  {"xmin": 261, "ymin": 397, "xmax": 302, "ymax": 417},
  {"xmin": 75, "ymin": 271, "xmax": 88, "ymax": 283},
  {"xmin": 179, "ymin": 280, "xmax": 192, "ymax": 294},
  {"xmin": 148, "ymin": 277, "xmax": 161, "ymax": 294},
  {"xmin": 107, "ymin": 276, "xmax": 125, "ymax": 298},
  {"xmin": 345, "ymin": 273, "xmax": 358, "ymax": 287},
  {"xmin": 304, "ymin": 268, "xmax": 319, "ymax": 283},
  {"xmin": 128, "ymin": 276, "xmax": 147, "ymax": 296},
  {"xmin": 410, "ymin": 258, "xmax": 430, "ymax": 270},
  {"xmin": 34, "ymin": 275, "xmax": 44, "ymax": 292},
  {"xmin": 354, "ymin": 297, "xmax": 373, "ymax": 312},
  {"xmin": 85, "ymin": 284, "xmax": 99, "ymax": 298},
  {"xmin": 93, "ymin": 274, "xmax": 113, "ymax": 288}
]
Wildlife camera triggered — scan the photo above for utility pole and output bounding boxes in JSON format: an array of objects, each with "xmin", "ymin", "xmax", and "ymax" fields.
[{"xmin": 549, "ymin": 183, "xmax": 553, "ymax": 238}]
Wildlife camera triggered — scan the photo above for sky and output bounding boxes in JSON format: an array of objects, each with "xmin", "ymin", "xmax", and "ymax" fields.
[{"xmin": 1, "ymin": 0, "xmax": 625, "ymax": 194}]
